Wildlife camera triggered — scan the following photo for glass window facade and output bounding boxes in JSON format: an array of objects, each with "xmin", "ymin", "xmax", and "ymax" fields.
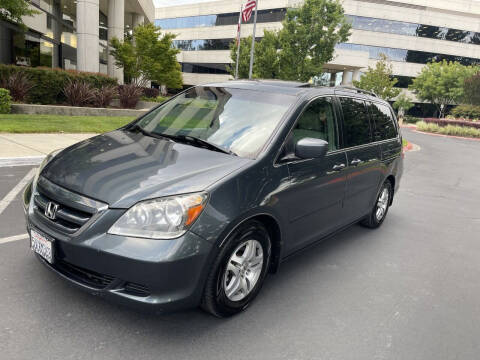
[
  {"xmin": 1, "ymin": 0, "xmax": 110, "ymax": 72},
  {"xmin": 393, "ymin": 75, "xmax": 414, "ymax": 88},
  {"xmin": 336, "ymin": 43, "xmax": 480, "ymax": 66},
  {"xmin": 181, "ymin": 63, "xmax": 229, "ymax": 75},
  {"xmin": 99, "ymin": 11, "xmax": 108, "ymax": 67},
  {"xmin": 156, "ymin": 8, "xmax": 286, "ymax": 29},
  {"xmin": 174, "ymin": 39, "xmax": 233, "ymax": 51},
  {"xmin": 347, "ymin": 15, "xmax": 480, "ymax": 45},
  {"xmin": 173, "ymin": 37, "xmax": 261, "ymax": 51}
]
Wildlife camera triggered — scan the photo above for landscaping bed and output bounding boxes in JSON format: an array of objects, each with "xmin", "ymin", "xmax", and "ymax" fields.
[
  {"xmin": 0, "ymin": 114, "xmax": 135, "ymax": 133},
  {"xmin": 423, "ymin": 117, "xmax": 480, "ymax": 129},
  {"xmin": 416, "ymin": 121, "xmax": 480, "ymax": 139}
]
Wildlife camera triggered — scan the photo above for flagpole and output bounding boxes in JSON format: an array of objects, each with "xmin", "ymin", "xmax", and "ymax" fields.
[
  {"xmin": 248, "ymin": 0, "xmax": 258, "ymax": 80},
  {"xmin": 235, "ymin": 4, "xmax": 243, "ymax": 80}
]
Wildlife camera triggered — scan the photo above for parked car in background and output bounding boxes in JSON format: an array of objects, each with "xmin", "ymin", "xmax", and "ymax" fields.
[{"xmin": 24, "ymin": 80, "xmax": 403, "ymax": 317}]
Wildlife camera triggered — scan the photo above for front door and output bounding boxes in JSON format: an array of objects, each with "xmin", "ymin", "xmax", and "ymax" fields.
[{"xmin": 280, "ymin": 97, "xmax": 348, "ymax": 254}]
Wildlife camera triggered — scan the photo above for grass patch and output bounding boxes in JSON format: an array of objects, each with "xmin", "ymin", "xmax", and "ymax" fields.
[
  {"xmin": 0, "ymin": 114, "xmax": 135, "ymax": 133},
  {"xmin": 416, "ymin": 121, "xmax": 480, "ymax": 138}
]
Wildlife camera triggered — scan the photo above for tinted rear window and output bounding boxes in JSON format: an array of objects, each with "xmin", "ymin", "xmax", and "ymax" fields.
[
  {"xmin": 339, "ymin": 97, "xmax": 371, "ymax": 147},
  {"xmin": 368, "ymin": 102, "xmax": 398, "ymax": 141}
]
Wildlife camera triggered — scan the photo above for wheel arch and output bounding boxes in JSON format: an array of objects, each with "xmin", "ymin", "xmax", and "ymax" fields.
[
  {"xmin": 217, "ymin": 210, "xmax": 284, "ymax": 274},
  {"xmin": 386, "ymin": 175, "xmax": 395, "ymax": 205}
]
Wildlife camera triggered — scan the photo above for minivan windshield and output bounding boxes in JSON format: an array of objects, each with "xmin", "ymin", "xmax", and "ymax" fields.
[{"xmin": 134, "ymin": 86, "xmax": 296, "ymax": 158}]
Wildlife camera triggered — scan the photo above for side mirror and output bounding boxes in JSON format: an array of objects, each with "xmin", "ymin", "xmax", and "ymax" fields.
[{"xmin": 295, "ymin": 138, "xmax": 329, "ymax": 159}]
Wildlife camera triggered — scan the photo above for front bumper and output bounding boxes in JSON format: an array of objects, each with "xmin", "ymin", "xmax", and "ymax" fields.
[{"xmin": 24, "ymin": 181, "xmax": 214, "ymax": 313}]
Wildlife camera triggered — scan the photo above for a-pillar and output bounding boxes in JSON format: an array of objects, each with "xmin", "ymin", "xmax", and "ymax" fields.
[
  {"xmin": 77, "ymin": 0, "xmax": 99, "ymax": 72},
  {"xmin": 108, "ymin": 0, "xmax": 125, "ymax": 83}
]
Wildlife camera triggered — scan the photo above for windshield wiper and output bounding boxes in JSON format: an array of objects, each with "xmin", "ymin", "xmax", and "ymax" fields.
[
  {"xmin": 162, "ymin": 134, "xmax": 236, "ymax": 156},
  {"xmin": 128, "ymin": 125, "xmax": 236, "ymax": 156},
  {"xmin": 128, "ymin": 124, "xmax": 172, "ymax": 141}
]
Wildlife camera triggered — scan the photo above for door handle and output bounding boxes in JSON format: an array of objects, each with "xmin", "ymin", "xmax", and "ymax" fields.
[
  {"xmin": 332, "ymin": 163, "xmax": 346, "ymax": 171},
  {"xmin": 350, "ymin": 158, "xmax": 363, "ymax": 166}
]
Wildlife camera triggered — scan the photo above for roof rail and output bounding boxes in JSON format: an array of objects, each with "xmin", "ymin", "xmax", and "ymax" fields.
[{"xmin": 334, "ymin": 86, "xmax": 378, "ymax": 98}]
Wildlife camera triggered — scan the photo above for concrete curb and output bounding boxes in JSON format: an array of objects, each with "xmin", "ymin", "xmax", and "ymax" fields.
[
  {"xmin": 0, "ymin": 156, "xmax": 45, "ymax": 167},
  {"xmin": 413, "ymin": 130, "xmax": 480, "ymax": 142}
]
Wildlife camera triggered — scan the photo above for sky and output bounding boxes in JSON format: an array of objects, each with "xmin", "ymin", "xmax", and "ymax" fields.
[{"xmin": 154, "ymin": 0, "xmax": 220, "ymax": 7}]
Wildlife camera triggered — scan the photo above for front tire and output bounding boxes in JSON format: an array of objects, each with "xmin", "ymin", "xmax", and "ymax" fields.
[
  {"xmin": 361, "ymin": 180, "xmax": 392, "ymax": 229},
  {"xmin": 201, "ymin": 220, "xmax": 271, "ymax": 317}
]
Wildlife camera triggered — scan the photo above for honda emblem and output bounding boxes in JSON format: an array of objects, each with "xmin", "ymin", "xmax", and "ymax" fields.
[{"xmin": 45, "ymin": 201, "xmax": 59, "ymax": 220}]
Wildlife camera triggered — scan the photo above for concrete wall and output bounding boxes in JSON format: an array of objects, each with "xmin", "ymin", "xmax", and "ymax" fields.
[{"xmin": 11, "ymin": 104, "xmax": 149, "ymax": 117}]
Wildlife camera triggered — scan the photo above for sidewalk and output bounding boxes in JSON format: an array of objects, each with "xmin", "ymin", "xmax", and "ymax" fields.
[{"xmin": 0, "ymin": 133, "xmax": 97, "ymax": 159}]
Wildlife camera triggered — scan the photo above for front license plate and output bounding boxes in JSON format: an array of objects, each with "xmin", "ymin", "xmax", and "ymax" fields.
[{"xmin": 31, "ymin": 229, "xmax": 54, "ymax": 264}]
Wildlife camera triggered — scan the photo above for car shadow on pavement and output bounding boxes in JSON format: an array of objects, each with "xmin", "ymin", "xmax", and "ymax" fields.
[{"xmin": 29, "ymin": 221, "xmax": 378, "ymax": 337}]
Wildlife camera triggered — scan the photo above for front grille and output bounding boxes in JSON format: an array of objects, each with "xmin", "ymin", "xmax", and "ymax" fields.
[
  {"xmin": 122, "ymin": 282, "xmax": 151, "ymax": 297},
  {"xmin": 34, "ymin": 192, "xmax": 92, "ymax": 233},
  {"xmin": 32, "ymin": 177, "xmax": 107, "ymax": 235},
  {"xmin": 53, "ymin": 259, "xmax": 115, "ymax": 289}
]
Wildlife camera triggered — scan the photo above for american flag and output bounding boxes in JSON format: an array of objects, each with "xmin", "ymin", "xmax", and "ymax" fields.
[{"xmin": 242, "ymin": 0, "xmax": 257, "ymax": 23}]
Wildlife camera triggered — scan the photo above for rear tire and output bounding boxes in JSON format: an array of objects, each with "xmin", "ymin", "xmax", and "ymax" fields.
[
  {"xmin": 201, "ymin": 220, "xmax": 271, "ymax": 318},
  {"xmin": 361, "ymin": 180, "xmax": 392, "ymax": 229}
]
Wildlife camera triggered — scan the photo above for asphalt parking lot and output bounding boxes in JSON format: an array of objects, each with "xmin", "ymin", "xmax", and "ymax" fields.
[{"xmin": 1, "ymin": 128, "xmax": 479, "ymax": 360}]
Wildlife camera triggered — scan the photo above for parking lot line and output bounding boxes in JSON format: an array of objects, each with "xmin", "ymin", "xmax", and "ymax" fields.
[
  {"xmin": 0, "ymin": 168, "xmax": 36, "ymax": 216},
  {"xmin": 0, "ymin": 233, "xmax": 29, "ymax": 245}
]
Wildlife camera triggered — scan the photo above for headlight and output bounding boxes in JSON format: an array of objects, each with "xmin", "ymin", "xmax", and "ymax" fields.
[
  {"xmin": 34, "ymin": 149, "xmax": 61, "ymax": 183},
  {"xmin": 108, "ymin": 192, "xmax": 208, "ymax": 239}
]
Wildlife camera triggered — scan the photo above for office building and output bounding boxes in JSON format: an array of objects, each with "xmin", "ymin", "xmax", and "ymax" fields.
[
  {"xmin": 0, "ymin": 0, "xmax": 155, "ymax": 82},
  {"xmin": 156, "ymin": 0, "xmax": 480, "ymax": 106}
]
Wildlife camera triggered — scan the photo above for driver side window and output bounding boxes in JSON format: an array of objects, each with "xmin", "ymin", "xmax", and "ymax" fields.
[{"xmin": 292, "ymin": 97, "xmax": 338, "ymax": 151}]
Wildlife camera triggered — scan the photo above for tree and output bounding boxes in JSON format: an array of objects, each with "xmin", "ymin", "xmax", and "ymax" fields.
[
  {"xmin": 393, "ymin": 92, "xmax": 414, "ymax": 125},
  {"xmin": 277, "ymin": 0, "xmax": 351, "ymax": 81},
  {"xmin": 109, "ymin": 23, "xmax": 182, "ymax": 89},
  {"xmin": 227, "ymin": 37, "xmax": 252, "ymax": 79},
  {"xmin": 227, "ymin": 32, "xmax": 280, "ymax": 79},
  {"xmin": 228, "ymin": 0, "xmax": 351, "ymax": 81},
  {"xmin": 353, "ymin": 54, "xmax": 401, "ymax": 100},
  {"xmin": 253, "ymin": 30, "xmax": 281, "ymax": 79},
  {"xmin": 463, "ymin": 72, "xmax": 480, "ymax": 105},
  {"xmin": 409, "ymin": 60, "xmax": 478, "ymax": 118},
  {"xmin": 0, "ymin": 0, "xmax": 38, "ymax": 25}
]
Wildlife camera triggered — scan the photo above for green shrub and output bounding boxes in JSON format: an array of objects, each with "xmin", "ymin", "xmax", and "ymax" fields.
[
  {"xmin": 0, "ymin": 88, "xmax": 12, "ymax": 114},
  {"xmin": 0, "ymin": 65, "xmax": 117, "ymax": 105},
  {"xmin": 404, "ymin": 115, "xmax": 421, "ymax": 124},
  {"xmin": 416, "ymin": 121, "xmax": 480, "ymax": 138},
  {"xmin": 451, "ymin": 104, "xmax": 480, "ymax": 120}
]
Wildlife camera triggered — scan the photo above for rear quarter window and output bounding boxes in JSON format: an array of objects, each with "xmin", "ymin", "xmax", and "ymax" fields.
[{"xmin": 367, "ymin": 102, "xmax": 398, "ymax": 141}]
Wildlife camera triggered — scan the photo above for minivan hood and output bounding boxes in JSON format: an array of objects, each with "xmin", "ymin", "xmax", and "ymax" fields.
[{"xmin": 42, "ymin": 130, "xmax": 251, "ymax": 208}]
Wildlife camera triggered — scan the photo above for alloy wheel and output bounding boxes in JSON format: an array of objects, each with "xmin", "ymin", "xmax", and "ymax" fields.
[
  {"xmin": 375, "ymin": 187, "xmax": 389, "ymax": 221},
  {"xmin": 223, "ymin": 239, "xmax": 264, "ymax": 302}
]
